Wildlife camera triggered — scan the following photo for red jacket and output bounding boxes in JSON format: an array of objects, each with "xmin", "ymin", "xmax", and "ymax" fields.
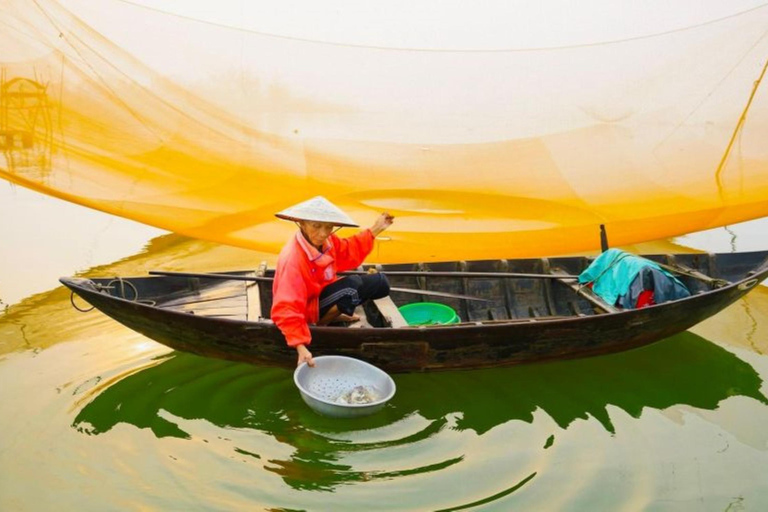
[{"xmin": 271, "ymin": 229, "xmax": 375, "ymax": 347}]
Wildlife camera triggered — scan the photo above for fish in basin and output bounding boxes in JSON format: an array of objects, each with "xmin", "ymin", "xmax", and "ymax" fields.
[{"xmin": 335, "ymin": 385, "xmax": 379, "ymax": 404}]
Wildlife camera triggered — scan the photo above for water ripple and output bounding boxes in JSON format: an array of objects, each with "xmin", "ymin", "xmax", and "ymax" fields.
[{"xmin": 2, "ymin": 324, "xmax": 768, "ymax": 510}]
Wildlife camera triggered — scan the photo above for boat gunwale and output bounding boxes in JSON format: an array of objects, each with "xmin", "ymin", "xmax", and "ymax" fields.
[{"xmin": 62, "ymin": 251, "xmax": 768, "ymax": 333}]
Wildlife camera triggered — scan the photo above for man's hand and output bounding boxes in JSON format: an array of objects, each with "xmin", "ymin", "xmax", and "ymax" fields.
[
  {"xmin": 370, "ymin": 212, "xmax": 394, "ymax": 237},
  {"xmin": 296, "ymin": 344, "xmax": 315, "ymax": 367}
]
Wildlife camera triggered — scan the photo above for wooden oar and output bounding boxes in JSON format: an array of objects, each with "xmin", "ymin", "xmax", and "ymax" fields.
[
  {"xmin": 390, "ymin": 288, "xmax": 492, "ymax": 302},
  {"xmin": 341, "ymin": 270, "xmax": 581, "ymax": 279},
  {"xmin": 148, "ymin": 270, "xmax": 493, "ymax": 302},
  {"xmin": 343, "ymin": 260, "xmax": 725, "ymax": 286},
  {"xmin": 656, "ymin": 258, "xmax": 729, "ymax": 288},
  {"xmin": 149, "ymin": 270, "xmax": 270, "ymax": 282}
]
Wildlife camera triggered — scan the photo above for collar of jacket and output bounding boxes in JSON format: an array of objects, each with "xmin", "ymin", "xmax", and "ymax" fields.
[{"xmin": 295, "ymin": 231, "xmax": 334, "ymax": 269}]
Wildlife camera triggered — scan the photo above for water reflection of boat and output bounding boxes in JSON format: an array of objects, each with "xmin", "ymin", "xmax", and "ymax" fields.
[
  {"xmin": 71, "ymin": 332, "xmax": 768, "ymax": 491},
  {"xmin": 60, "ymin": 250, "xmax": 768, "ymax": 372},
  {"xmin": 73, "ymin": 331, "xmax": 767, "ymax": 437}
]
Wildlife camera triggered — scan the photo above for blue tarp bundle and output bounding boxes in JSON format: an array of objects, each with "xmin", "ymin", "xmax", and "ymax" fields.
[{"xmin": 578, "ymin": 249, "xmax": 691, "ymax": 308}]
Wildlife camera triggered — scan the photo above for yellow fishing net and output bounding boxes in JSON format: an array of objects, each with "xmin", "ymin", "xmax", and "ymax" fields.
[{"xmin": 2, "ymin": 0, "xmax": 768, "ymax": 262}]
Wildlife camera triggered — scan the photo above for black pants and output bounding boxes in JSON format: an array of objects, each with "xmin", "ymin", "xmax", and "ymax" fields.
[{"xmin": 319, "ymin": 273, "xmax": 390, "ymax": 317}]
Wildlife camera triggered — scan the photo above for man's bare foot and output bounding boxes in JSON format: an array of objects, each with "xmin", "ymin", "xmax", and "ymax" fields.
[{"xmin": 337, "ymin": 314, "xmax": 360, "ymax": 323}]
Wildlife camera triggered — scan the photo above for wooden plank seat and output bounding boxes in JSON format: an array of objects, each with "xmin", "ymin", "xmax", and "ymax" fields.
[
  {"xmin": 551, "ymin": 271, "xmax": 620, "ymax": 314},
  {"xmin": 245, "ymin": 269, "xmax": 263, "ymax": 321},
  {"xmin": 373, "ymin": 296, "xmax": 409, "ymax": 328}
]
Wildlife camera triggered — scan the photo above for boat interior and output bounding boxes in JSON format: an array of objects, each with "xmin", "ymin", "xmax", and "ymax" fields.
[{"xmin": 84, "ymin": 252, "xmax": 767, "ymax": 328}]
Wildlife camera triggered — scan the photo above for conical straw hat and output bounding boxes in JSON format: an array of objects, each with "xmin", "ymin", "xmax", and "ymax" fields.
[{"xmin": 275, "ymin": 196, "xmax": 359, "ymax": 227}]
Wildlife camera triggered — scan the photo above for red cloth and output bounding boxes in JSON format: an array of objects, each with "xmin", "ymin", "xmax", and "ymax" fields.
[
  {"xmin": 271, "ymin": 229, "xmax": 375, "ymax": 347},
  {"xmin": 635, "ymin": 290, "xmax": 655, "ymax": 308}
]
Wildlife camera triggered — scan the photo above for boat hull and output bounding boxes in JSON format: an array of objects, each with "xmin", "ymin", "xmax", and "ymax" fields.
[{"xmin": 60, "ymin": 251, "xmax": 768, "ymax": 372}]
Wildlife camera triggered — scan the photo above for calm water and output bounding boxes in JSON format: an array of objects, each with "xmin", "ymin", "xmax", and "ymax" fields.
[{"xmin": 1, "ymin": 190, "xmax": 768, "ymax": 510}]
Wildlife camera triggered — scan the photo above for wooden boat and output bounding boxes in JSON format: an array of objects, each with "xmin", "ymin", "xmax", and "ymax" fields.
[{"xmin": 60, "ymin": 250, "xmax": 768, "ymax": 372}]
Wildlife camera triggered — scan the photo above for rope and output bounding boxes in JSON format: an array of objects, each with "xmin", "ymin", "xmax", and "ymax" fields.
[
  {"xmin": 715, "ymin": 58, "xmax": 768, "ymax": 198},
  {"xmin": 653, "ymin": 27, "xmax": 768, "ymax": 159},
  {"xmin": 113, "ymin": 0, "xmax": 768, "ymax": 53},
  {"xmin": 70, "ymin": 291, "xmax": 94, "ymax": 312},
  {"xmin": 70, "ymin": 277, "xmax": 155, "ymax": 313},
  {"xmin": 106, "ymin": 277, "xmax": 138, "ymax": 301}
]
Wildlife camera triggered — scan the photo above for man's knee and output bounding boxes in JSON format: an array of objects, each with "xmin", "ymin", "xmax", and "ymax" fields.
[
  {"xmin": 347, "ymin": 275, "xmax": 364, "ymax": 289},
  {"xmin": 361, "ymin": 272, "xmax": 390, "ymax": 300},
  {"xmin": 376, "ymin": 273, "xmax": 390, "ymax": 297}
]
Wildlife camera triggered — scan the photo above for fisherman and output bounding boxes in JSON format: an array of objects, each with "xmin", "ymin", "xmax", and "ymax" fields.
[{"xmin": 271, "ymin": 196, "xmax": 394, "ymax": 367}]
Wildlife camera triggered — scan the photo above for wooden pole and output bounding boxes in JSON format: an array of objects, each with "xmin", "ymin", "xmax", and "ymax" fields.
[{"xmin": 148, "ymin": 270, "xmax": 493, "ymax": 302}]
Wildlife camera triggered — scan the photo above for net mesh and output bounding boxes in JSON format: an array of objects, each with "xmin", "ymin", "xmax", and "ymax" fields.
[{"xmin": 2, "ymin": 0, "xmax": 768, "ymax": 262}]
